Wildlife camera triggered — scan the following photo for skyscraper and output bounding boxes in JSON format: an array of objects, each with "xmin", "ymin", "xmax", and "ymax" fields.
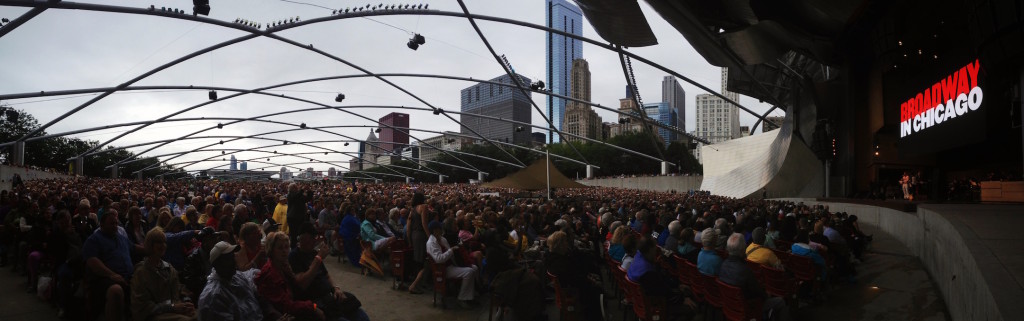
[
  {"xmin": 460, "ymin": 73, "xmax": 533, "ymax": 144},
  {"xmin": 378, "ymin": 112, "xmax": 409, "ymax": 153},
  {"xmin": 546, "ymin": 0, "xmax": 582, "ymax": 143},
  {"xmin": 644, "ymin": 101, "xmax": 676, "ymax": 146},
  {"xmin": 359, "ymin": 129, "xmax": 382, "ymax": 170},
  {"xmin": 229, "ymin": 155, "xmax": 237, "ymax": 171},
  {"xmin": 694, "ymin": 67, "xmax": 742, "ymax": 162},
  {"xmin": 662, "ymin": 76, "xmax": 686, "ymax": 135},
  {"xmin": 563, "ymin": 58, "xmax": 602, "ymax": 142}
]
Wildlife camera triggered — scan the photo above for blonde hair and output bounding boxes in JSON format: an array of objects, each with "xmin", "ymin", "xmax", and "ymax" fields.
[
  {"xmin": 265, "ymin": 232, "xmax": 294, "ymax": 278},
  {"xmin": 610, "ymin": 226, "xmax": 628, "ymax": 244},
  {"xmin": 546, "ymin": 231, "xmax": 569, "ymax": 254},
  {"xmin": 144, "ymin": 227, "xmax": 167, "ymax": 252}
]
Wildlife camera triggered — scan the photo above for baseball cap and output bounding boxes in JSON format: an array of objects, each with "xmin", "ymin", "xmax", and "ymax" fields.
[
  {"xmin": 209, "ymin": 241, "xmax": 240, "ymax": 264},
  {"xmin": 428, "ymin": 220, "xmax": 443, "ymax": 231}
]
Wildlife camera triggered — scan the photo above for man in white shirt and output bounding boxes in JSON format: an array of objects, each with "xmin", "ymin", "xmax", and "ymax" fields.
[{"xmin": 426, "ymin": 221, "xmax": 477, "ymax": 309}]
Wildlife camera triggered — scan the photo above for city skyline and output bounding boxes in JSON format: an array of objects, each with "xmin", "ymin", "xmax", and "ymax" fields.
[{"xmin": 0, "ymin": 1, "xmax": 783, "ymax": 175}]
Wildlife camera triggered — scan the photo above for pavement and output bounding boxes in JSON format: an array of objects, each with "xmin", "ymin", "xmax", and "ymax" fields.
[{"xmin": 0, "ymin": 222, "xmax": 949, "ymax": 321}]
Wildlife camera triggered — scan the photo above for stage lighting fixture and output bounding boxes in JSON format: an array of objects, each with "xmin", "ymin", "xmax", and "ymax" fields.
[
  {"xmin": 335, "ymin": 93, "xmax": 345, "ymax": 102},
  {"xmin": 432, "ymin": 108, "xmax": 442, "ymax": 115},
  {"xmin": 515, "ymin": 126, "xmax": 524, "ymax": 132},
  {"xmin": 219, "ymin": 140, "xmax": 224, "ymax": 145},
  {"xmin": 332, "ymin": 10, "xmax": 337, "ymax": 14},
  {"xmin": 222, "ymin": 151, "xmax": 225, "ymax": 154},
  {"xmin": 217, "ymin": 123, "xmax": 223, "ymax": 129},
  {"xmin": 375, "ymin": 128, "xmax": 381, "ymax": 133},
  {"xmin": 267, "ymin": 158, "xmax": 270, "ymax": 161},
  {"xmin": 407, "ymin": 39, "xmax": 419, "ymax": 50},
  {"xmin": 344, "ymin": 142, "xmax": 349, "ymax": 146},
  {"xmin": 193, "ymin": 0, "xmax": 211, "ymax": 16},
  {"xmin": 208, "ymin": 90, "xmax": 217, "ymax": 101},
  {"xmin": 300, "ymin": 123, "xmax": 307, "ymax": 129},
  {"xmin": 324, "ymin": 152, "xmax": 328, "ymax": 155},
  {"xmin": 413, "ymin": 34, "xmax": 425, "ymax": 46},
  {"xmin": 283, "ymin": 141, "xmax": 289, "ymax": 145},
  {"xmin": 149, "ymin": 5, "xmax": 155, "ymax": 11}
]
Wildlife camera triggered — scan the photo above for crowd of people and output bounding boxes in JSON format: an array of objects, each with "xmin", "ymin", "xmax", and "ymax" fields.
[{"xmin": 0, "ymin": 176, "xmax": 873, "ymax": 321}]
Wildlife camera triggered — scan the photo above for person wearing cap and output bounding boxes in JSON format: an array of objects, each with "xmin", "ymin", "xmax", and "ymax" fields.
[
  {"xmin": 745, "ymin": 227, "xmax": 783, "ymax": 270},
  {"xmin": 426, "ymin": 220, "xmax": 478, "ymax": 309},
  {"xmin": 198, "ymin": 241, "xmax": 263, "ymax": 321},
  {"xmin": 131, "ymin": 227, "xmax": 196, "ymax": 321},
  {"xmin": 290, "ymin": 222, "xmax": 370, "ymax": 321},
  {"xmin": 182, "ymin": 227, "xmax": 221, "ymax": 302},
  {"xmin": 257, "ymin": 232, "xmax": 328, "ymax": 320},
  {"xmin": 273, "ymin": 195, "xmax": 289, "ymax": 235}
]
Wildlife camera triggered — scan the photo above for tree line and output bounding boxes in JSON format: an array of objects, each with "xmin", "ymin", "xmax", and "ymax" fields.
[{"xmin": 0, "ymin": 108, "xmax": 184, "ymax": 178}]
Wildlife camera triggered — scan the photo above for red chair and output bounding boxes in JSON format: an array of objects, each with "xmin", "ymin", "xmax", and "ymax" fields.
[
  {"xmin": 700, "ymin": 273, "xmax": 723, "ymax": 310},
  {"xmin": 716, "ymin": 279, "xmax": 763, "ymax": 321},
  {"xmin": 608, "ymin": 265, "xmax": 633, "ymax": 321},
  {"xmin": 334, "ymin": 237, "xmax": 346, "ymax": 263},
  {"xmin": 672, "ymin": 255, "xmax": 692, "ymax": 288},
  {"xmin": 623, "ymin": 277, "xmax": 666, "ymax": 321},
  {"xmin": 389, "ymin": 239, "xmax": 410, "ymax": 290},
  {"xmin": 782, "ymin": 252, "xmax": 818, "ymax": 283},
  {"xmin": 547, "ymin": 272, "xmax": 581, "ymax": 321},
  {"xmin": 427, "ymin": 256, "xmax": 460, "ymax": 308},
  {"xmin": 681, "ymin": 261, "xmax": 706, "ymax": 303},
  {"xmin": 760, "ymin": 265, "xmax": 798, "ymax": 307},
  {"xmin": 745, "ymin": 259, "xmax": 764, "ymax": 281},
  {"xmin": 774, "ymin": 239, "xmax": 794, "ymax": 252}
]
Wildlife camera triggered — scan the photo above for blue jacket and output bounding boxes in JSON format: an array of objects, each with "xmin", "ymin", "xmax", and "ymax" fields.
[{"xmin": 697, "ymin": 248, "xmax": 723, "ymax": 276}]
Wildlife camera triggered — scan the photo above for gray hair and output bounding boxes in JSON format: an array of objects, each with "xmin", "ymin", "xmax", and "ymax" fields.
[
  {"xmin": 701, "ymin": 227, "xmax": 717, "ymax": 246},
  {"xmin": 234, "ymin": 204, "xmax": 248, "ymax": 215},
  {"xmin": 714, "ymin": 218, "xmax": 726, "ymax": 230},
  {"xmin": 601, "ymin": 213, "xmax": 613, "ymax": 227},
  {"xmin": 726, "ymin": 233, "xmax": 745, "ymax": 257},
  {"xmin": 667, "ymin": 220, "xmax": 682, "ymax": 236},
  {"xmin": 609, "ymin": 221, "xmax": 623, "ymax": 234}
]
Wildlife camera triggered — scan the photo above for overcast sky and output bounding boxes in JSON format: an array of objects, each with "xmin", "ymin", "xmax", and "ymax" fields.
[{"xmin": 0, "ymin": 0, "xmax": 784, "ymax": 174}]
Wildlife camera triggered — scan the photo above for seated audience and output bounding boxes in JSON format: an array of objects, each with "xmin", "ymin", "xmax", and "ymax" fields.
[
  {"xmin": 719, "ymin": 233, "xmax": 791, "ymax": 321},
  {"xmin": 131, "ymin": 228, "xmax": 196, "ymax": 321},
  {"xmin": 198, "ymin": 241, "xmax": 263, "ymax": 321},
  {"xmin": 426, "ymin": 220, "xmax": 478, "ymax": 309}
]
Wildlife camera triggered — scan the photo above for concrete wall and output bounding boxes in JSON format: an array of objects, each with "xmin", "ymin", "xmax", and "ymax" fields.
[
  {"xmin": 0, "ymin": 165, "xmax": 73, "ymax": 191},
  {"xmin": 577, "ymin": 175, "xmax": 703, "ymax": 193},
  {"xmin": 779, "ymin": 199, "xmax": 1005, "ymax": 321}
]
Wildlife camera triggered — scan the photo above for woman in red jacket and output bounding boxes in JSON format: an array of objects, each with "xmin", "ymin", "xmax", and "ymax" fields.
[{"xmin": 256, "ymin": 232, "xmax": 326, "ymax": 320}]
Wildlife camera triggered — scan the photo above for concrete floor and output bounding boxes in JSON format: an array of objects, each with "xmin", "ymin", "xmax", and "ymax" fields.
[{"xmin": 0, "ymin": 223, "xmax": 950, "ymax": 321}]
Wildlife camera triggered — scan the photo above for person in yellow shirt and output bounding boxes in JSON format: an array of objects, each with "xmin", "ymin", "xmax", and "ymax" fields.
[
  {"xmin": 745, "ymin": 227, "xmax": 784, "ymax": 270},
  {"xmin": 272, "ymin": 195, "xmax": 289, "ymax": 235}
]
